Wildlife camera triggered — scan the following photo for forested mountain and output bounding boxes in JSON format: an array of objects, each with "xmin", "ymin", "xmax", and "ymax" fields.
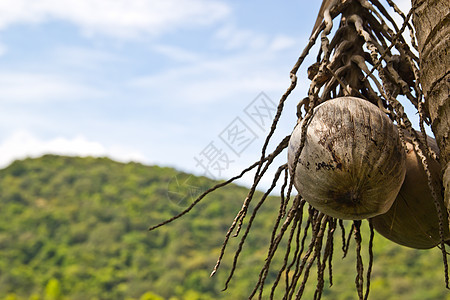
[{"xmin": 0, "ymin": 155, "xmax": 448, "ymax": 299}]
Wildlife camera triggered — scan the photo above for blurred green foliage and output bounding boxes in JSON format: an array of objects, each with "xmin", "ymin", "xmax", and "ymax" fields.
[{"xmin": 0, "ymin": 155, "xmax": 448, "ymax": 299}]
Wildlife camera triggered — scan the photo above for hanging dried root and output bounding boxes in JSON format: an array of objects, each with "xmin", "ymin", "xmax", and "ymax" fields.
[
  {"xmin": 365, "ymin": 220, "xmax": 375, "ymax": 300},
  {"xmin": 304, "ymin": 0, "xmax": 449, "ymax": 289},
  {"xmin": 354, "ymin": 221, "xmax": 364, "ymax": 299},
  {"xmin": 148, "ymin": 135, "xmax": 290, "ymax": 232}
]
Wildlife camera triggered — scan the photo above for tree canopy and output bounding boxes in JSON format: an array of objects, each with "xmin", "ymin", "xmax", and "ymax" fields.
[{"xmin": 0, "ymin": 155, "xmax": 448, "ymax": 299}]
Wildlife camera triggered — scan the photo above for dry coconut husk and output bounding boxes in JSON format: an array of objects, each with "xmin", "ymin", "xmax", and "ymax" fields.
[
  {"xmin": 288, "ymin": 96, "xmax": 406, "ymax": 220},
  {"xmin": 371, "ymin": 131, "xmax": 450, "ymax": 249}
]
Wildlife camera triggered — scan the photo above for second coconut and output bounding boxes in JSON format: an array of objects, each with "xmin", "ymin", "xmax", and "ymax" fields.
[{"xmin": 288, "ymin": 97, "xmax": 406, "ymax": 220}]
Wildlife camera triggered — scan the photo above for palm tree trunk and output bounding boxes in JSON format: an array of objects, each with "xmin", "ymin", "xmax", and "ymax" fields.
[{"xmin": 411, "ymin": 0, "xmax": 450, "ymax": 209}]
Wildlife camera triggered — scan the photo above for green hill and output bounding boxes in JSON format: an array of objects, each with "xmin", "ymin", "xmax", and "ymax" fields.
[{"xmin": 0, "ymin": 155, "xmax": 448, "ymax": 299}]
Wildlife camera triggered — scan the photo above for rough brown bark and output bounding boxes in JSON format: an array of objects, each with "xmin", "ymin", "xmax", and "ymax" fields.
[{"xmin": 412, "ymin": 0, "xmax": 450, "ymax": 208}]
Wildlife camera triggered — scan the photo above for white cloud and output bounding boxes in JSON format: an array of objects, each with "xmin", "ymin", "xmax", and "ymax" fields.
[
  {"xmin": 151, "ymin": 44, "xmax": 200, "ymax": 62},
  {"xmin": 129, "ymin": 44, "xmax": 304, "ymax": 105},
  {"xmin": 52, "ymin": 46, "xmax": 125, "ymax": 68},
  {"xmin": 0, "ymin": 0, "xmax": 231, "ymax": 38},
  {"xmin": 0, "ymin": 43, "xmax": 7, "ymax": 56},
  {"xmin": 0, "ymin": 130, "xmax": 149, "ymax": 168},
  {"xmin": 215, "ymin": 24, "xmax": 267, "ymax": 50},
  {"xmin": 213, "ymin": 24, "xmax": 296, "ymax": 52},
  {"xmin": 131, "ymin": 25, "xmax": 303, "ymax": 105},
  {"xmin": 0, "ymin": 72, "xmax": 104, "ymax": 103},
  {"xmin": 269, "ymin": 35, "xmax": 296, "ymax": 52}
]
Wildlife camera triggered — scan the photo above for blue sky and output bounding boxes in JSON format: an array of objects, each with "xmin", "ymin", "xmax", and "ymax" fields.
[{"xmin": 0, "ymin": 0, "xmax": 414, "ymax": 186}]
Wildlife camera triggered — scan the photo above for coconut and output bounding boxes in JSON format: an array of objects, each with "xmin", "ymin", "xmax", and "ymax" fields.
[
  {"xmin": 288, "ymin": 96, "xmax": 406, "ymax": 220},
  {"xmin": 371, "ymin": 131, "xmax": 450, "ymax": 249}
]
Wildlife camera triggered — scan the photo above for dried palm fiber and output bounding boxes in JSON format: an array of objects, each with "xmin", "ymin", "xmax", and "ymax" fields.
[
  {"xmin": 149, "ymin": 0, "xmax": 450, "ymax": 297},
  {"xmin": 371, "ymin": 130, "xmax": 450, "ymax": 249},
  {"xmin": 288, "ymin": 96, "xmax": 406, "ymax": 220}
]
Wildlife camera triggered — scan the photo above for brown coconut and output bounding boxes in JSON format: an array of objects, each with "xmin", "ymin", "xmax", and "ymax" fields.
[
  {"xmin": 371, "ymin": 131, "xmax": 450, "ymax": 249},
  {"xmin": 288, "ymin": 96, "xmax": 406, "ymax": 220}
]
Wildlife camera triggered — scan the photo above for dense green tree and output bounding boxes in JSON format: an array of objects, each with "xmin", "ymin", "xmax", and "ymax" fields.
[
  {"xmin": 139, "ymin": 292, "xmax": 164, "ymax": 300},
  {"xmin": 44, "ymin": 279, "xmax": 62, "ymax": 300},
  {"xmin": 0, "ymin": 155, "xmax": 448, "ymax": 299}
]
